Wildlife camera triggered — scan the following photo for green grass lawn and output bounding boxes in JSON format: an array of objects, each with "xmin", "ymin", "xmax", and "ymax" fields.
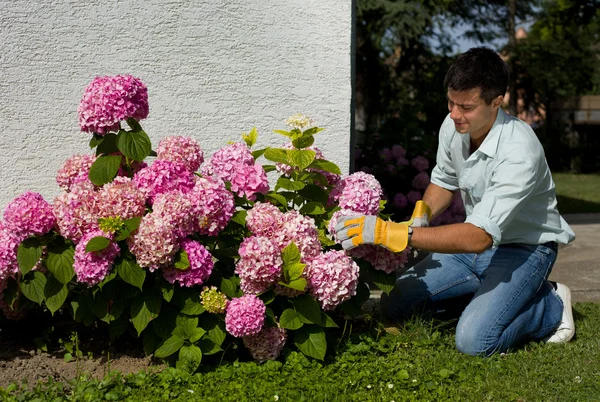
[
  {"xmin": 553, "ymin": 173, "xmax": 600, "ymax": 214},
  {"xmin": 3, "ymin": 303, "xmax": 600, "ymax": 401}
]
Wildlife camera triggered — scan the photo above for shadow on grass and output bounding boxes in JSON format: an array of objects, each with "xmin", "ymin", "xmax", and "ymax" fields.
[{"xmin": 557, "ymin": 195, "xmax": 600, "ymax": 217}]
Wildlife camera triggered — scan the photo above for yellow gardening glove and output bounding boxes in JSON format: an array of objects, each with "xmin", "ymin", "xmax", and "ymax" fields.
[
  {"xmin": 334, "ymin": 215, "xmax": 409, "ymax": 253},
  {"xmin": 403, "ymin": 200, "xmax": 432, "ymax": 227}
]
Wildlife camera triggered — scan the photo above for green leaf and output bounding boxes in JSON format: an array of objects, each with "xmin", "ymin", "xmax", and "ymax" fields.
[
  {"xmin": 143, "ymin": 329, "xmax": 160, "ymax": 356},
  {"xmin": 161, "ymin": 282, "xmax": 174, "ymax": 302},
  {"xmin": 89, "ymin": 134, "xmax": 104, "ymax": 149},
  {"xmin": 242, "ymin": 127, "xmax": 258, "ymax": 147},
  {"xmin": 116, "ymin": 128, "xmax": 152, "ymax": 162},
  {"xmin": 291, "ymin": 135, "xmax": 315, "ymax": 149},
  {"xmin": 282, "ymin": 242, "xmax": 301, "ymax": 266},
  {"xmin": 291, "ymin": 295, "xmax": 322, "ymax": 325},
  {"xmin": 320, "ymin": 312, "xmax": 338, "ymax": 328},
  {"xmin": 262, "ymin": 164, "xmax": 276, "ymax": 173},
  {"xmin": 276, "ymin": 177, "xmax": 305, "ymax": 191},
  {"xmin": 203, "ymin": 316, "xmax": 226, "ymax": 348},
  {"xmin": 2, "ymin": 277, "xmax": 19, "ymax": 309},
  {"xmin": 123, "ymin": 217, "xmax": 142, "ymax": 232},
  {"xmin": 88, "ymin": 155, "xmax": 122, "ymax": 186},
  {"xmin": 302, "ymin": 127, "xmax": 325, "ymax": 136},
  {"xmin": 264, "ymin": 192, "xmax": 288, "ymax": 208},
  {"xmin": 367, "ymin": 266, "xmax": 396, "ymax": 295},
  {"xmin": 44, "ymin": 274, "xmax": 68, "ymax": 315},
  {"xmin": 46, "ymin": 241, "xmax": 75, "ymax": 285},
  {"xmin": 220, "ymin": 277, "xmax": 239, "ymax": 298},
  {"xmin": 96, "ymin": 133, "xmax": 119, "ymax": 156},
  {"xmin": 85, "ymin": 236, "xmax": 111, "ymax": 253},
  {"xmin": 299, "ymin": 201, "xmax": 326, "ymax": 215},
  {"xmin": 173, "ymin": 249, "xmax": 190, "ymax": 270},
  {"xmin": 20, "ymin": 271, "xmax": 46, "ymax": 305},
  {"xmin": 108, "ymin": 315, "xmax": 128, "ymax": 340},
  {"xmin": 176, "ymin": 314, "xmax": 198, "ymax": 334},
  {"xmin": 154, "ymin": 334, "xmax": 184, "ymax": 358},
  {"xmin": 131, "ymin": 292, "xmax": 162, "ymax": 336},
  {"xmin": 286, "ymin": 262, "xmax": 305, "ymax": 281},
  {"xmin": 189, "ymin": 327, "xmax": 206, "ymax": 343},
  {"xmin": 272, "ymin": 129, "xmax": 292, "ymax": 137},
  {"xmin": 17, "ymin": 237, "xmax": 42, "ymax": 275},
  {"xmin": 308, "ymin": 159, "xmax": 342, "ymax": 175},
  {"xmin": 116, "ymin": 257, "xmax": 146, "ymax": 290},
  {"xmin": 279, "ymin": 308, "xmax": 303, "ymax": 330},
  {"xmin": 252, "ymin": 148, "xmax": 267, "ymax": 160},
  {"xmin": 230, "ymin": 210, "xmax": 247, "ymax": 226},
  {"xmin": 294, "ymin": 325, "xmax": 326, "ymax": 360},
  {"xmin": 177, "ymin": 344, "xmax": 202, "ymax": 373},
  {"xmin": 97, "ymin": 269, "xmax": 117, "ymax": 290},
  {"xmin": 179, "ymin": 295, "xmax": 206, "ymax": 315},
  {"xmin": 298, "ymin": 185, "xmax": 329, "ymax": 204},
  {"xmin": 280, "ymin": 278, "xmax": 307, "ymax": 292},
  {"xmin": 287, "ymin": 149, "xmax": 316, "ymax": 170},
  {"xmin": 264, "ymin": 148, "xmax": 289, "ymax": 164}
]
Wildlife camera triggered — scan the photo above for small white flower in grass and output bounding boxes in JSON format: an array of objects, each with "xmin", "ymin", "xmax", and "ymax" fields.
[
  {"xmin": 412, "ymin": 379, "xmax": 417, "ymax": 383},
  {"xmin": 367, "ymin": 385, "xmax": 372, "ymax": 389},
  {"xmin": 274, "ymin": 395, "xmax": 279, "ymax": 401},
  {"xmin": 387, "ymin": 383, "xmax": 394, "ymax": 389},
  {"xmin": 187, "ymin": 390, "xmax": 194, "ymax": 393},
  {"xmin": 575, "ymin": 376, "xmax": 582, "ymax": 383}
]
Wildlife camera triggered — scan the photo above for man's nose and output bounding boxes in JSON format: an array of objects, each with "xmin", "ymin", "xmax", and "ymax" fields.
[{"xmin": 449, "ymin": 105, "xmax": 461, "ymax": 120}]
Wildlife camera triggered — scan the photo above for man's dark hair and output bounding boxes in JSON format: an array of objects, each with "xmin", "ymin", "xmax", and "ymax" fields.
[{"xmin": 443, "ymin": 47, "xmax": 509, "ymax": 104}]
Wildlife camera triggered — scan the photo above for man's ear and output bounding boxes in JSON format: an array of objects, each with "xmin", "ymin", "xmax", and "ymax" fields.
[{"xmin": 492, "ymin": 95, "xmax": 504, "ymax": 110}]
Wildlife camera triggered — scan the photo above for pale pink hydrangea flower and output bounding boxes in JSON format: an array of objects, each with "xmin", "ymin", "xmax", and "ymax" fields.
[
  {"xmin": 412, "ymin": 172, "xmax": 430, "ymax": 191},
  {"xmin": 331, "ymin": 172, "xmax": 382, "ymax": 215},
  {"xmin": 0, "ymin": 226, "xmax": 19, "ymax": 281},
  {"xmin": 188, "ymin": 176, "xmax": 235, "ymax": 236},
  {"xmin": 53, "ymin": 181, "xmax": 101, "ymax": 243},
  {"xmin": 246, "ymin": 202, "xmax": 284, "ymax": 238},
  {"xmin": 152, "ymin": 191, "xmax": 195, "ymax": 239},
  {"xmin": 407, "ymin": 190, "xmax": 422, "ymax": 205},
  {"xmin": 156, "ymin": 136, "xmax": 204, "ymax": 172},
  {"xmin": 229, "ymin": 164, "xmax": 269, "ymax": 201},
  {"xmin": 73, "ymin": 230, "xmax": 120, "ymax": 286},
  {"xmin": 305, "ymin": 250, "xmax": 359, "ymax": 311},
  {"xmin": 98, "ymin": 177, "xmax": 146, "ymax": 221},
  {"xmin": 235, "ymin": 236, "xmax": 283, "ymax": 295},
  {"xmin": 411, "ymin": 156, "xmax": 430, "ymax": 172},
  {"xmin": 225, "ymin": 295, "xmax": 266, "ymax": 338},
  {"xmin": 162, "ymin": 239, "xmax": 214, "ymax": 287},
  {"xmin": 3, "ymin": 192, "xmax": 56, "ymax": 240},
  {"xmin": 393, "ymin": 193, "xmax": 408, "ymax": 209},
  {"xmin": 56, "ymin": 154, "xmax": 96, "ymax": 191},
  {"xmin": 78, "ymin": 75, "xmax": 149, "ymax": 135},
  {"xmin": 243, "ymin": 324, "xmax": 287, "ymax": 362},
  {"xmin": 349, "ymin": 245, "xmax": 408, "ymax": 274},
  {"xmin": 133, "ymin": 160, "xmax": 195, "ymax": 205},
  {"xmin": 128, "ymin": 213, "xmax": 178, "ymax": 271},
  {"xmin": 201, "ymin": 142, "xmax": 254, "ymax": 183}
]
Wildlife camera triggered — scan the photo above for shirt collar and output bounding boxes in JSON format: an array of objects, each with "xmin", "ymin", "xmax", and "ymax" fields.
[{"xmin": 476, "ymin": 108, "xmax": 507, "ymax": 158}]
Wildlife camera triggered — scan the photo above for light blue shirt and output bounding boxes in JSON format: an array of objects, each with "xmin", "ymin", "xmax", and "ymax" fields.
[{"xmin": 431, "ymin": 108, "xmax": 575, "ymax": 248}]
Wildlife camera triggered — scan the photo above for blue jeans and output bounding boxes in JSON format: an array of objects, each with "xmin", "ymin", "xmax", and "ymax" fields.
[{"xmin": 380, "ymin": 242, "xmax": 563, "ymax": 356}]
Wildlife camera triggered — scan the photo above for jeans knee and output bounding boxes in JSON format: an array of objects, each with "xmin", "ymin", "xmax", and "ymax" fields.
[{"xmin": 455, "ymin": 323, "xmax": 499, "ymax": 357}]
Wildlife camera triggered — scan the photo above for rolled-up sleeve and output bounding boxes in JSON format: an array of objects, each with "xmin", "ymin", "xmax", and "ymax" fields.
[
  {"xmin": 465, "ymin": 156, "xmax": 537, "ymax": 248},
  {"xmin": 430, "ymin": 120, "xmax": 459, "ymax": 191}
]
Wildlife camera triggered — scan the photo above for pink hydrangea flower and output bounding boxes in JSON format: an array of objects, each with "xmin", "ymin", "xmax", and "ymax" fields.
[
  {"xmin": 53, "ymin": 182, "xmax": 101, "ymax": 243},
  {"xmin": 56, "ymin": 154, "xmax": 96, "ymax": 191},
  {"xmin": 73, "ymin": 230, "xmax": 120, "ymax": 286},
  {"xmin": 162, "ymin": 239, "xmax": 214, "ymax": 287},
  {"xmin": 331, "ymin": 172, "xmax": 382, "ymax": 215},
  {"xmin": 201, "ymin": 142, "xmax": 254, "ymax": 183},
  {"xmin": 235, "ymin": 236, "xmax": 283, "ymax": 295},
  {"xmin": 305, "ymin": 250, "xmax": 359, "ymax": 311},
  {"xmin": 78, "ymin": 75, "xmax": 149, "ymax": 135},
  {"xmin": 133, "ymin": 160, "xmax": 195, "ymax": 205},
  {"xmin": 412, "ymin": 172, "xmax": 430, "ymax": 191},
  {"xmin": 98, "ymin": 177, "xmax": 146, "ymax": 221},
  {"xmin": 230, "ymin": 164, "xmax": 269, "ymax": 201},
  {"xmin": 273, "ymin": 211, "xmax": 321, "ymax": 263},
  {"xmin": 246, "ymin": 202, "xmax": 284, "ymax": 238},
  {"xmin": 243, "ymin": 324, "xmax": 287, "ymax": 362},
  {"xmin": 0, "ymin": 226, "xmax": 19, "ymax": 281},
  {"xmin": 128, "ymin": 213, "xmax": 178, "ymax": 271},
  {"xmin": 349, "ymin": 245, "xmax": 408, "ymax": 274},
  {"xmin": 3, "ymin": 192, "xmax": 56, "ymax": 240},
  {"xmin": 225, "ymin": 295, "xmax": 266, "ymax": 338},
  {"xmin": 393, "ymin": 193, "xmax": 408, "ymax": 209},
  {"xmin": 411, "ymin": 156, "xmax": 430, "ymax": 172},
  {"xmin": 152, "ymin": 191, "xmax": 195, "ymax": 239},
  {"xmin": 407, "ymin": 190, "xmax": 422, "ymax": 205},
  {"xmin": 156, "ymin": 136, "xmax": 204, "ymax": 172},
  {"xmin": 391, "ymin": 145, "xmax": 406, "ymax": 160},
  {"xmin": 188, "ymin": 176, "xmax": 235, "ymax": 236}
]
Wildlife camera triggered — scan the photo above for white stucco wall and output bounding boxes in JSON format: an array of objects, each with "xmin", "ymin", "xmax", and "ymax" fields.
[{"xmin": 0, "ymin": 0, "xmax": 352, "ymax": 210}]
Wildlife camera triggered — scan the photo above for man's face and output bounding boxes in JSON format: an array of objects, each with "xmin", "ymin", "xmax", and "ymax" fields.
[{"xmin": 447, "ymin": 88, "xmax": 502, "ymax": 141}]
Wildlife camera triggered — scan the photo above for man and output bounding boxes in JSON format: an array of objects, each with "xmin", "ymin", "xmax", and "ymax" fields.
[{"xmin": 335, "ymin": 47, "xmax": 576, "ymax": 356}]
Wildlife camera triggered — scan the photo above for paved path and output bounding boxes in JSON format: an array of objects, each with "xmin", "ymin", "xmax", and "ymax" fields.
[{"xmin": 549, "ymin": 213, "xmax": 600, "ymax": 303}]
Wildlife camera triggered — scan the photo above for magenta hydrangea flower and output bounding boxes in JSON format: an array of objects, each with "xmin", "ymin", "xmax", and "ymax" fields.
[
  {"xmin": 133, "ymin": 160, "xmax": 195, "ymax": 205},
  {"xmin": 393, "ymin": 193, "xmax": 408, "ymax": 210},
  {"xmin": 162, "ymin": 239, "xmax": 214, "ymax": 287},
  {"xmin": 53, "ymin": 182, "xmax": 101, "ymax": 243},
  {"xmin": 78, "ymin": 75, "xmax": 149, "ymax": 135},
  {"xmin": 56, "ymin": 154, "xmax": 96, "ymax": 191},
  {"xmin": 331, "ymin": 172, "xmax": 382, "ymax": 215},
  {"xmin": 152, "ymin": 190, "xmax": 195, "ymax": 239},
  {"xmin": 188, "ymin": 176, "xmax": 235, "ymax": 236},
  {"xmin": 73, "ymin": 230, "xmax": 120, "ymax": 286},
  {"xmin": 230, "ymin": 164, "xmax": 269, "ymax": 201},
  {"xmin": 243, "ymin": 324, "xmax": 287, "ymax": 362},
  {"xmin": 407, "ymin": 190, "xmax": 422, "ymax": 205},
  {"xmin": 156, "ymin": 136, "xmax": 204, "ymax": 172},
  {"xmin": 246, "ymin": 202, "xmax": 284, "ymax": 238},
  {"xmin": 349, "ymin": 245, "xmax": 408, "ymax": 274},
  {"xmin": 411, "ymin": 156, "xmax": 430, "ymax": 172},
  {"xmin": 0, "ymin": 226, "xmax": 19, "ymax": 281},
  {"xmin": 3, "ymin": 192, "xmax": 56, "ymax": 240},
  {"xmin": 225, "ymin": 295, "xmax": 266, "ymax": 338},
  {"xmin": 305, "ymin": 250, "xmax": 359, "ymax": 311},
  {"xmin": 98, "ymin": 177, "xmax": 146, "ymax": 221},
  {"xmin": 128, "ymin": 213, "xmax": 178, "ymax": 271},
  {"xmin": 235, "ymin": 236, "xmax": 283, "ymax": 295},
  {"xmin": 201, "ymin": 142, "xmax": 254, "ymax": 183},
  {"xmin": 412, "ymin": 172, "xmax": 430, "ymax": 191}
]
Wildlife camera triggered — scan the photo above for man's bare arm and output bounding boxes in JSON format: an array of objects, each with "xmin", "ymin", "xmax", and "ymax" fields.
[
  {"xmin": 422, "ymin": 183, "xmax": 454, "ymax": 219},
  {"xmin": 411, "ymin": 223, "xmax": 493, "ymax": 254}
]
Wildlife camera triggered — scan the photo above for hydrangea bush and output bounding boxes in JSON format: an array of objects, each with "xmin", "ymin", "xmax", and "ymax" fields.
[{"xmin": 0, "ymin": 76, "xmax": 407, "ymax": 372}]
